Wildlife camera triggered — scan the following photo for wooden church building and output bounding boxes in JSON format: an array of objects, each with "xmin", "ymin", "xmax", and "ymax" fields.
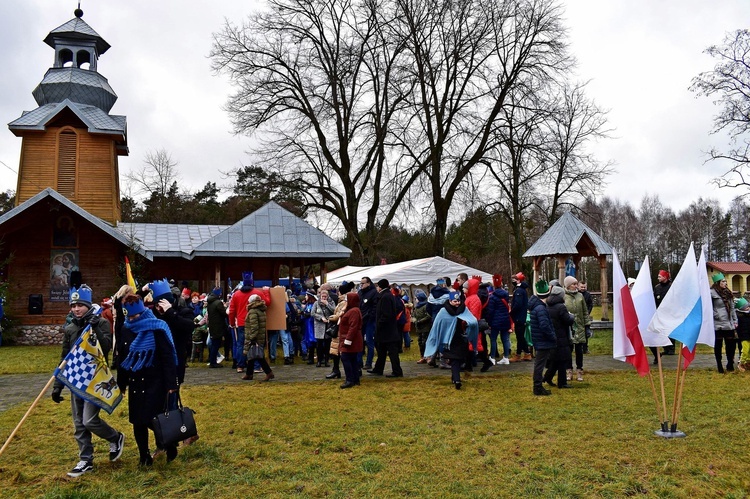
[{"xmin": 0, "ymin": 8, "xmax": 349, "ymax": 339}]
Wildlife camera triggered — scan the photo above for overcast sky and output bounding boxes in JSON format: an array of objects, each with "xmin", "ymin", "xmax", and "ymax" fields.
[{"xmin": 1, "ymin": 0, "xmax": 748, "ymax": 213}]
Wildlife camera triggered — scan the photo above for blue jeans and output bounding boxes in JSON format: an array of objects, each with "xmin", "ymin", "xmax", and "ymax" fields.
[
  {"xmin": 364, "ymin": 320, "xmax": 376, "ymax": 366},
  {"xmin": 267, "ymin": 330, "xmax": 279, "ymax": 361},
  {"xmin": 489, "ymin": 328, "xmax": 500, "ymax": 358},
  {"xmin": 280, "ymin": 329, "xmax": 292, "ymax": 357},
  {"xmin": 403, "ymin": 331, "xmax": 411, "ymax": 348},
  {"xmin": 501, "ymin": 330, "xmax": 511, "ymax": 358},
  {"xmin": 233, "ymin": 327, "xmax": 246, "ymax": 369},
  {"xmin": 208, "ymin": 336, "xmax": 221, "ymax": 365}
]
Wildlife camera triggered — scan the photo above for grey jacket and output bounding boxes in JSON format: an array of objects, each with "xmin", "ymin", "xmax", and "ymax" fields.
[{"xmin": 710, "ymin": 288, "xmax": 737, "ymax": 331}]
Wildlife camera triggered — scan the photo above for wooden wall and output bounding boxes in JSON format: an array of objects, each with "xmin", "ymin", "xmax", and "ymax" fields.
[
  {"xmin": 15, "ymin": 123, "xmax": 122, "ymax": 224},
  {"xmin": 1, "ymin": 201, "xmax": 122, "ymax": 324}
]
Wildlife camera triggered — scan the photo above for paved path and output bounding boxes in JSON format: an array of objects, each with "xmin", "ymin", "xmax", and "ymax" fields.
[{"xmin": 0, "ymin": 353, "xmax": 721, "ymax": 414}]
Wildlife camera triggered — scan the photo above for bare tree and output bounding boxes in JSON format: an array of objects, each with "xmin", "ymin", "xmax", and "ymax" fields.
[
  {"xmin": 690, "ymin": 29, "xmax": 750, "ymax": 190},
  {"xmin": 540, "ymin": 81, "xmax": 613, "ymax": 223},
  {"xmin": 125, "ymin": 149, "xmax": 180, "ymax": 205}
]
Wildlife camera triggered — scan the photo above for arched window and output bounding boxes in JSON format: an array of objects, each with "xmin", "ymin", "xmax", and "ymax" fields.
[
  {"xmin": 57, "ymin": 129, "xmax": 77, "ymax": 196},
  {"xmin": 58, "ymin": 48, "xmax": 74, "ymax": 68},
  {"xmin": 76, "ymin": 50, "xmax": 91, "ymax": 70}
]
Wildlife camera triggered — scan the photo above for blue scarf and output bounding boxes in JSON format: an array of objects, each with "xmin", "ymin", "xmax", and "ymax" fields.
[{"xmin": 121, "ymin": 308, "xmax": 178, "ymax": 371}]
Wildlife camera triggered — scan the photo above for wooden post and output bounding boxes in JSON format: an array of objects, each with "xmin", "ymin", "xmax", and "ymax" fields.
[
  {"xmin": 214, "ymin": 261, "xmax": 221, "ymax": 291},
  {"xmin": 599, "ymin": 255, "xmax": 609, "ymax": 320},
  {"xmin": 557, "ymin": 255, "xmax": 566, "ymax": 284}
]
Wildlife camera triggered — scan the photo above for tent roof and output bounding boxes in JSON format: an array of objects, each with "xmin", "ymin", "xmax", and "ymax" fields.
[{"xmin": 325, "ymin": 256, "xmax": 494, "ymax": 287}]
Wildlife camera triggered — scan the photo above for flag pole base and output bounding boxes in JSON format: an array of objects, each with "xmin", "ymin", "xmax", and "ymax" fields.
[{"xmin": 654, "ymin": 429, "xmax": 686, "ymax": 438}]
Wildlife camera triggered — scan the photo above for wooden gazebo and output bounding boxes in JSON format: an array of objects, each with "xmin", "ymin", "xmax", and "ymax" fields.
[{"xmin": 523, "ymin": 212, "xmax": 613, "ymax": 320}]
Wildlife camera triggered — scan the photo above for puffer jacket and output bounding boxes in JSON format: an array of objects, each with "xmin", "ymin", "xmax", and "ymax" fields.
[
  {"xmin": 528, "ymin": 295, "xmax": 556, "ymax": 350},
  {"xmin": 484, "ymin": 287, "xmax": 511, "ymax": 332},
  {"xmin": 564, "ymin": 289, "xmax": 591, "ymax": 344},
  {"xmin": 54, "ymin": 306, "xmax": 111, "ymax": 392},
  {"xmin": 206, "ymin": 294, "xmax": 228, "ymax": 340},
  {"xmin": 244, "ymin": 299, "xmax": 267, "ymax": 353},
  {"xmin": 464, "ymin": 278, "xmax": 483, "ymax": 320},
  {"xmin": 711, "ymin": 287, "xmax": 737, "ymax": 331},
  {"xmin": 511, "ymin": 282, "xmax": 529, "ymax": 324}
]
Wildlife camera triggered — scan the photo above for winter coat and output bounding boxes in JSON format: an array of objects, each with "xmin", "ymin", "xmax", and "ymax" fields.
[
  {"xmin": 412, "ymin": 302, "xmax": 432, "ymax": 336},
  {"xmin": 358, "ymin": 285, "xmax": 379, "ymax": 324},
  {"xmin": 312, "ymin": 297, "xmax": 336, "ymax": 340},
  {"xmin": 546, "ymin": 288, "xmax": 575, "ymax": 347},
  {"xmin": 464, "ymin": 278, "xmax": 483, "ymax": 320},
  {"xmin": 423, "ymin": 302, "xmax": 478, "ymax": 360},
  {"xmin": 484, "ymin": 287, "xmax": 511, "ymax": 332},
  {"xmin": 375, "ymin": 288, "xmax": 401, "ymax": 343},
  {"xmin": 510, "ymin": 282, "xmax": 529, "ymax": 324},
  {"xmin": 116, "ymin": 321, "xmax": 178, "ymax": 426},
  {"xmin": 564, "ymin": 290, "xmax": 590, "ymax": 344},
  {"xmin": 654, "ymin": 280, "xmax": 671, "ymax": 308},
  {"xmin": 711, "ymin": 287, "xmax": 737, "ymax": 331},
  {"xmin": 427, "ymin": 286, "xmax": 450, "ymax": 319},
  {"xmin": 153, "ymin": 306, "xmax": 194, "ymax": 385},
  {"xmin": 244, "ymin": 300, "xmax": 268, "ymax": 353},
  {"xmin": 328, "ymin": 295, "xmax": 349, "ymax": 355},
  {"xmin": 206, "ymin": 294, "xmax": 228, "ymax": 340},
  {"xmin": 528, "ymin": 295, "xmax": 556, "ymax": 351},
  {"xmin": 228, "ymin": 287, "xmax": 254, "ymax": 328},
  {"xmin": 736, "ymin": 309, "xmax": 750, "ymax": 341},
  {"xmin": 338, "ymin": 293, "xmax": 363, "ymax": 354},
  {"xmin": 54, "ymin": 306, "xmax": 112, "ymax": 392}
]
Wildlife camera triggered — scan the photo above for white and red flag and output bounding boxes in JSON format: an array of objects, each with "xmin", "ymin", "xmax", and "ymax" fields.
[{"xmin": 612, "ymin": 250, "xmax": 650, "ymax": 375}]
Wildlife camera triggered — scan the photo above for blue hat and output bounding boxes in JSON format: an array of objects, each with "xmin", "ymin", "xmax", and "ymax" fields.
[
  {"xmin": 122, "ymin": 298, "xmax": 146, "ymax": 319},
  {"xmin": 242, "ymin": 271, "xmax": 254, "ymax": 288},
  {"xmin": 69, "ymin": 285, "xmax": 93, "ymax": 307},
  {"xmin": 212, "ymin": 286, "xmax": 222, "ymax": 297},
  {"xmin": 436, "ymin": 278, "xmax": 445, "ymax": 285},
  {"xmin": 149, "ymin": 279, "xmax": 172, "ymax": 300},
  {"xmin": 448, "ymin": 290, "xmax": 460, "ymax": 301},
  {"xmin": 415, "ymin": 289, "xmax": 427, "ymax": 302}
]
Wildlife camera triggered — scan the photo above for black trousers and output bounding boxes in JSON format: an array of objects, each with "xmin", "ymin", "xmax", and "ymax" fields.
[
  {"xmin": 533, "ymin": 348, "xmax": 553, "ymax": 389},
  {"xmin": 373, "ymin": 341, "xmax": 402, "ymax": 376},
  {"xmin": 544, "ymin": 344, "xmax": 571, "ymax": 387},
  {"xmin": 515, "ymin": 322, "xmax": 529, "ymax": 354}
]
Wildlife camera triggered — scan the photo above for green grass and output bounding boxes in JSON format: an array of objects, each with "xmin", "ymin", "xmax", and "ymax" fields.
[
  {"xmin": 0, "ymin": 346, "xmax": 61, "ymax": 374},
  {"xmin": 1, "ymin": 370, "xmax": 749, "ymax": 497}
]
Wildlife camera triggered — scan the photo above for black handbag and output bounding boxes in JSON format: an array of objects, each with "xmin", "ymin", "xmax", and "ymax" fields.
[
  {"xmin": 324, "ymin": 323, "xmax": 339, "ymax": 339},
  {"xmin": 152, "ymin": 393, "xmax": 197, "ymax": 449},
  {"xmin": 247, "ymin": 343, "xmax": 264, "ymax": 360}
]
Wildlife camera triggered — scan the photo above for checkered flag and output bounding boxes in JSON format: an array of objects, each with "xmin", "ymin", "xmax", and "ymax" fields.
[{"xmin": 54, "ymin": 324, "xmax": 122, "ymax": 414}]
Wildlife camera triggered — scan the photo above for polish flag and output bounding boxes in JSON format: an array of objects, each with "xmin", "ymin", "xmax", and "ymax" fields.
[{"xmin": 612, "ymin": 250, "xmax": 650, "ymax": 376}]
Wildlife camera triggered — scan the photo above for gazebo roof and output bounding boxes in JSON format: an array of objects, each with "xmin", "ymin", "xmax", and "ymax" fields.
[{"xmin": 523, "ymin": 212, "xmax": 612, "ymax": 258}]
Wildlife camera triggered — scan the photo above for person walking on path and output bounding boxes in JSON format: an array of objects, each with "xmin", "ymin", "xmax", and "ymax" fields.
[
  {"xmin": 529, "ymin": 280, "xmax": 557, "ymax": 396},
  {"xmin": 52, "ymin": 285, "xmax": 124, "ymax": 477},
  {"xmin": 368, "ymin": 279, "xmax": 403, "ymax": 378},
  {"xmin": 338, "ymin": 292, "xmax": 364, "ymax": 388}
]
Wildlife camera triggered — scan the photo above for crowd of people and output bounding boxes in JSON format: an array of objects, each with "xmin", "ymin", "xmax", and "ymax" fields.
[{"xmin": 51, "ymin": 266, "xmax": 746, "ymax": 476}]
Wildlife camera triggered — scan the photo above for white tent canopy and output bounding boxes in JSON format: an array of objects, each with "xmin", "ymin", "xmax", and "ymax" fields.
[{"xmin": 324, "ymin": 256, "xmax": 494, "ymax": 287}]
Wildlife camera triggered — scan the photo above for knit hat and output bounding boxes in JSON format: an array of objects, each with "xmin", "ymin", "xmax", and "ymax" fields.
[
  {"xmin": 377, "ymin": 278, "xmax": 389, "ymax": 289},
  {"xmin": 535, "ymin": 279, "xmax": 550, "ymax": 297},
  {"xmin": 242, "ymin": 271, "xmax": 254, "ymax": 288},
  {"xmin": 563, "ymin": 276, "xmax": 578, "ymax": 288},
  {"xmin": 513, "ymin": 272, "xmax": 525, "ymax": 282},
  {"xmin": 735, "ymin": 297, "xmax": 748, "ymax": 310},
  {"xmin": 248, "ymin": 294, "xmax": 261, "ymax": 304},
  {"xmin": 212, "ymin": 286, "xmax": 222, "ymax": 296},
  {"xmin": 550, "ymin": 285, "xmax": 565, "ymax": 299},
  {"xmin": 658, "ymin": 270, "xmax": 670, "ymax": 280},
  {"xmin": 69, "ymin": 285, "xmax": 93, "ymax": 308},
  {"xmin": 549, "ymin": 279, "xmax": 560, "ymax": 288},
  {"xmin": 415, "ymin": 289, "xmax": 427, "ymax": 302},
  {"xmin": 436, "ymin": 278, "xmax": 445, "ymax": 285},
  {"xmin": 448, "ymin": 290, "xmax": 461, "ymax": 301},
  {"xmin": 149, "ymin": 279, "xmax": 172, "ymax": 301},
  {"xmin": 711, "ymin": 273, "xmax": 725, "ymax": 284}
]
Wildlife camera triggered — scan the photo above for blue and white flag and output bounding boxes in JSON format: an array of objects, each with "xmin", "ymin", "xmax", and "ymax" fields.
[
  {"xmin": 633, "ymin": 256, "xmax": 671, "ymax": 348},
  {"xmin": 647, "ymin": 243, "xmax": 702, "ymax": 351},
  {"xmin": 53, "ymin": 325, "xmax": 122, "ymax": 414}
]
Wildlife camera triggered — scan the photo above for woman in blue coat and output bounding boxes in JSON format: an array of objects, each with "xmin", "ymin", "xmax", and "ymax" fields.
[{"xmin": 528, "ymin": 280, "xmax": 557, "ymax": 396}]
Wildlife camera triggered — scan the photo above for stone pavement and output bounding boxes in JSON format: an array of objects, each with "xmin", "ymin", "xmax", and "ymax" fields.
[{"xmin": 0, "ymin": 353, "xmax": 722, "ymax": 414}]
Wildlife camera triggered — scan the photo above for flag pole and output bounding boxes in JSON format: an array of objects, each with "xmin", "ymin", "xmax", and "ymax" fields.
[
  {"xmin": 646, "ymin": 370, "xmax": 663, "ymax": 427},
  {"xmin": 0, "ymin": 375, "xmax": 56, "ymax": 457},
  {"xmin": 672, "ymin": 358, "xmax": 689, "ymax": 433},
  {"xmin": 655, "ymin": 352, "xmax": 669, "ymax": 431},
  {"xmin": 670, "ymin": 346, "xmax": 684, "ymax": 427}
]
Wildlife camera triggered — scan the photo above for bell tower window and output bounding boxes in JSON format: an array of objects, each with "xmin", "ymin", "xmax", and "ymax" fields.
[
  {"xmin": 57, "ymin": 129, "xmax": 78, "ymax": 197},
  {"xmin": 58, "ymin": 48, "xmax": 74, "ymax": 68},
  {"xmin": 76, "ymin": 50, "xmax": 91, "ymax": 70}
]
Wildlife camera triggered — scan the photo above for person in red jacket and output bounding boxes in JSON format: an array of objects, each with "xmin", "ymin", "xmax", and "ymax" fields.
[
  {"xmin": 464, "ymin": 278, "xmax": 493, "ymax": 372},
  {"xmin": 338, "ymin": 292, "xmax": 363, "ymax": 388},
  {"xmin": 228, "ymin": 272, "xmax": 255, "ymax": 373}
]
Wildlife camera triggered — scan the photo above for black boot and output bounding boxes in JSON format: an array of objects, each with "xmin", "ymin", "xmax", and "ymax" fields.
[
  {"xmin": 534, "ymin": 386, "xmax": 551, "ymax": 396},
  {"xmin": 325, "ymin": 370, "xmax": 341, "ymax": 379},
  {"xmin": 139, "ymin": 452, "xmax": 153, "ymax": 466}
]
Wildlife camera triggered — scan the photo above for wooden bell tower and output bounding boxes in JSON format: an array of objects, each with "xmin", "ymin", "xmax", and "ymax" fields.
[{"xmin": 8, "ymin": 6, "xmax": 128, "ymax": 224}]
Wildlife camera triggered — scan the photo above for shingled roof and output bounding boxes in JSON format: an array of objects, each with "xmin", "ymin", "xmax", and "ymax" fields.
[
  {"xmin": 191, "ymin": 201, "xmax": 351, "ymax": 259},
  {"xmin": 523, "ymin": 211, "xmax": 612, "ymax": 258}
]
